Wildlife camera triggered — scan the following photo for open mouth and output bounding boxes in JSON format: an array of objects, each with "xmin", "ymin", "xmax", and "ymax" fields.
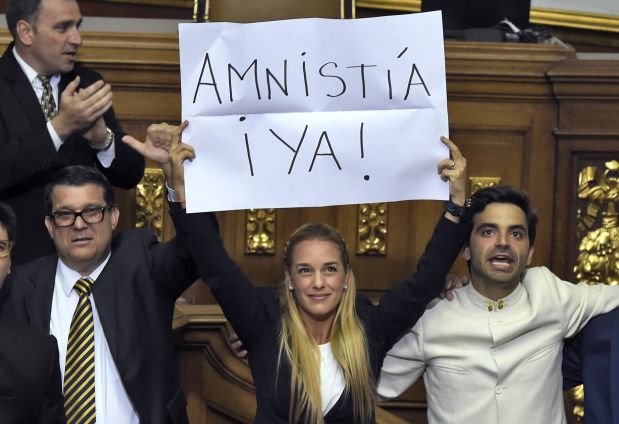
[{"xmin": 488, "ymin": 254, "xmax": 514, "ymax": 272}]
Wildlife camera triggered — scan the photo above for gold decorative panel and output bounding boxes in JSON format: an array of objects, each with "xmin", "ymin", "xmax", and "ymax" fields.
[
  {"xmin": 568, "ymin": 385, "xmax": 584, "ymax": 422},
  {"xmin": 470, "ymin": 177, "xmax": 502, "ymax": 194},
  {"xmin": 135, "ymin": 168, "xmax": 165, "ymax": 241},
  {"xmin": 357, "ymin": 203, "xmax": 388, "ymax": 255},
  {"xmin": 246, "ymin": 209, "xmax": 276, "ymax": 255},
  {"xmin": 574, "ymin": 160, "xmax": 619, "ymax": 286}
]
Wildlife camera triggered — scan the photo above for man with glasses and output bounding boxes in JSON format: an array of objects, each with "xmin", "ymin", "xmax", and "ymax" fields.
[
  {"xmin": 0, "ymin": 202, "xmax": 65, "ymax": 423},
  {"xmin": 0, "ymin": 154, "xmax": 204, "ymax": 423}
]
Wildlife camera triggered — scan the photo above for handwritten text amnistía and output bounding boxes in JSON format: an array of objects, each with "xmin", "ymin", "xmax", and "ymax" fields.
[{"xmin": 192, "ymin": 48, "xmax": 431, "ymax": 105}]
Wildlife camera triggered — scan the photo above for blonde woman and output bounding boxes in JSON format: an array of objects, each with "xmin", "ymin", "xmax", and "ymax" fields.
[{"xmin": 169, "ymin": 125, "xmax": 469, "ymax": 424}]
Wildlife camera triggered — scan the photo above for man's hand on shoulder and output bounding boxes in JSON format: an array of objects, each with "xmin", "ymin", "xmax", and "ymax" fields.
[{"xmin": 439, "ymin": 273, "xmax": 470, "ymax": 301}]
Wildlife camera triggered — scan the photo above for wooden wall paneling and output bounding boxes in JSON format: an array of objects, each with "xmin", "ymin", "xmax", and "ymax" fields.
[
  {"xmin": 0, "ymin": 0, "xmax": 194, "ymax": 19},
  {"xmin": 367, "ymin": 200, "xmax": 419, "ymax": 297},
  {"xmin": 443, "ymin": 41, "xmax": 575, "ymax": 269},
  {"xmin": 205, "ymin": 0, "xmax": 348, "ymax": 22},
  {"xmin": 175, "ymin": 305, "xmax": 256, "ymax": 423},
  {"xmin": 549, "ymin": 56, "xmax": 619, "ymax": 279},
  {"xmin": 554, "ymin": 137, "xmax": 619, "ymax": 280},
  {"xmin": 548, "ymin": 56, "xmax": 619, "ymax": 421}
]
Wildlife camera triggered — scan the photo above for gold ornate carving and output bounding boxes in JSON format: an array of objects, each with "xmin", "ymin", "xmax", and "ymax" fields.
[
  {"xmin": 246, "ymin": 209, "xmax": 276, "ymax": 255},
  {"xmin": 571, "ymin": 161, "xmax": 619, "ymax": 422},
  {"xmin": 135, "ymin": 168, "xmax": 165, "ymax": 241},
  {"xmin": 574, "ymin": 160, "xmax": 619, "ymax": 286},
  {"xmin": 569, "ymin": 385, "xmax": 585, "ymax": 422},
  {"xmin": 470, "ymin": 177, "xmax": 502, "ymax": 194},
  {"xmin": 357, "ymin": 203, "xmax": 388, "ymax": 255}
]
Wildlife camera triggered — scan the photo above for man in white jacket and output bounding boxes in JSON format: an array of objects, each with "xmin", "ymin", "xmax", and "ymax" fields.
[{"xmin": 378, "ymin": 185, "xmax": 619, "ymax": 424}]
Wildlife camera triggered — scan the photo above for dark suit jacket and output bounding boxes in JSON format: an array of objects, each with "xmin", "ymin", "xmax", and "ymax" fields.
[
  {"xmin": 0, "ymin": 205, "xmax": 205, "ymax": 424},
  {"xmin": 0, "ymin": 318, "xmax": 65, "ymax": 424},
  {"xmin": 563, "ymin": 307, "xmax": 619, "ymax": 424},
  {"xmin": 0, "ymin": 43, "xmax": 145, "ymax": 264}
]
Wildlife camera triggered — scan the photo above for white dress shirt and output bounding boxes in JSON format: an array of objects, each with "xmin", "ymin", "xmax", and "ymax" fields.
[
  {"xmin": 50, "ymin": 255, "xmax": 139, "ymax": 423},
  {"xmin": 378, "ymin": 266, "xmax": 619, "ymax": 424},
  {"xmin": 12, "ymin": 47, "xmax": 116, "ymax": 167},
  {"xmin": 319, "ymin": 342, "xmax": 345, "ymax": 414}
]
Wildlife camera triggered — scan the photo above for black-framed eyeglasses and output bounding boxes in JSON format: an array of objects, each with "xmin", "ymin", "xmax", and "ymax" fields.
[
  {"xmin": 49, "ymin": 206, "xmax": 108, "ymax": 227},
  {"xmin": 0, "ymin": 240, "xmax": 13, "ymax": 258}
]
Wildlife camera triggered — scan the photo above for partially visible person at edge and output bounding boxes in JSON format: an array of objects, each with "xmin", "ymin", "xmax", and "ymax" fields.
[
  {"xmin": 377, "ymin": 185, "xmax": 619, "ymax": 424},
  {"xmin": 166, "ymin": 123, "xmax": 470, "ymax": 423},
  {"xmin": 0, "ymin": 0, "xmax": 167, "ymax": 263},
  {"xmin": 0, "ymin": 202, "xmax": 65, "ymax": 424},
  {"xmin": 563, "ymin": 297, "xmax": 619, "ymax": 423}
]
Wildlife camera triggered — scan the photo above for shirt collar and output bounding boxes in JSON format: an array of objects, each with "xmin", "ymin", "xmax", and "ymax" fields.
[
  {"xmin": 57, "ymin": 252, "xmax": 112, "ymax": 296},
  {"xmin": 12, "ymin": 46, "xmax": 61, "ymax": 87},
  {"xmin": 465, "ymin": 282, "xmax": 524, "ymax": 312}
]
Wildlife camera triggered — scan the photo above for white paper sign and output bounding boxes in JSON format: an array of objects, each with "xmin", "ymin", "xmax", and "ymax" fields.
[{"xmin": 179, "ymin": 12, "xmax": 449, "ymax": 212}]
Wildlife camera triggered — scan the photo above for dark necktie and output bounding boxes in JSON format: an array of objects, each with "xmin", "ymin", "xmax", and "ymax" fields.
[
  {"xmin": 64, "ymin": 277, "xmax": 96, "ymax": 424},
  {"xmin": 38, "ymin": 74, "xmax": 57, "ymax": 121}
]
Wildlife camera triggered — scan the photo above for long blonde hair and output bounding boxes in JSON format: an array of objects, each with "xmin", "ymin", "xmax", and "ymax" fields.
[{"xmin": 277, "ymin": 223, "xmax": 375, "ymax": 424}]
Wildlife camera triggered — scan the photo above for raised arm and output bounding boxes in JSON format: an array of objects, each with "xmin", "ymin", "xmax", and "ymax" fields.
[
  {"xmin": 165, "ymin": 123, "xmax": 273, "ymax": 350},
  {"xmin": 363, "ymin": 137, "xmax": 470, "ymax": 349}
]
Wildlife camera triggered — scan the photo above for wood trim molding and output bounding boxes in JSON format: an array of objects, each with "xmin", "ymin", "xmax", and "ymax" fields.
[
  {"xmin": 356, "ymin": 0, "xmax": 420, "ymax": 12},
  {"xmin": 444, "ymin": 41, "xmax": 575, "ymax": 100},
  {"xmin": 548, "ymin": 58, "xmax": 619, "ymax": 100},
  {"xmin": 531, "ymin": 7, "xmax": 619, "ymax": 33}
]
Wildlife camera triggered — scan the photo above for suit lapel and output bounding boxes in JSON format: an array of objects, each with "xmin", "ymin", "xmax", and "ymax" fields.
[
  {"xmin": 26, "ymin": 256, "xmax": 59, "ymax": 333},
  {"xmin": 0, "ymin": 44, "xmax": 48, "ymax": 130},
  {"xmin": 611, "ymin": 311, "xmax": 619, "ymax": 424},
  {"xmin": 58, "ymin": 71, "xmax": 75, "ymax": 94},
  {"xmin": 92, "ymin": 254, "xmax": 119, "ymax": 360}
]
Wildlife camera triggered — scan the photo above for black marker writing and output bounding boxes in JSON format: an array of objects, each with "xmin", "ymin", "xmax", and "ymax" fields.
[
  {"xmin": 309, "ymin": 131, "xmax": 341, "ymax": 172},
  {"xmin": 270, "ymin": 125, "xmax": 309, "ymax": 174}
]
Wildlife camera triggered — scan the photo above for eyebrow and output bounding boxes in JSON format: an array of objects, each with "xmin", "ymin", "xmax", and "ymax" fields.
[
  {"xmin": 54, "ymin": 203, "xmax": 104, "ymax": 211},
  {"xmin": 294, "ymin": 261, "xmax": 340, "ymax": 267},
  {"xmin": 54, "ymin": 17, "xmax": 82, "ymax": 27},
  {"xmin": 477, "ymin": 223, "xmax": 528, "ymax": 233}
]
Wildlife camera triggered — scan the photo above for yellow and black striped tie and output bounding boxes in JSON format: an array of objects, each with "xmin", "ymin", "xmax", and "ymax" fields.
[
  {"xmin": 64, "ymin": 277, "xmax": 96, "ymax": 424},
  {"xmin": 38, "ymin": 75, "xmax": 57, "ymax": 122}
]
